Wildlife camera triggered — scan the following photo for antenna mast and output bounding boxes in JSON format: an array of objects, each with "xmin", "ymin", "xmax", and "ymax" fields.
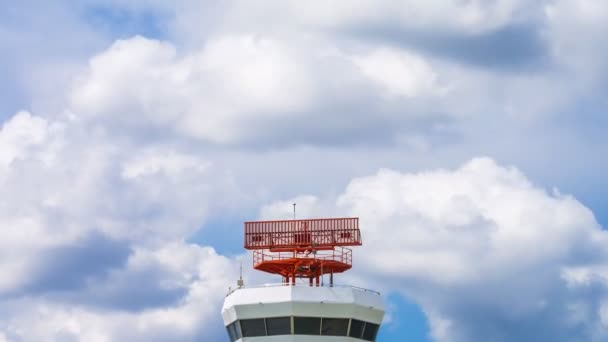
[{"xmin": 237, "ymin": 262, "xmax": 244, "ymax": 288}]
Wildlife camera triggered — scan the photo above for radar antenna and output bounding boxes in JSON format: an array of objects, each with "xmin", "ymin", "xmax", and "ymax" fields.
[{"xmin": 244, "ymin": 217, "xmax": 362, "ymax": 286}]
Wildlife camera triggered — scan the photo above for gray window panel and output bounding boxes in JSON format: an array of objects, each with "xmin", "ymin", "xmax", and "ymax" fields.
[
  {"xmin": 226, "ymin": 323, "xmax": 237, "ymax": 342},
  {"xmin": 226, "ymin": 321, "xmax": 242, "ymax": 342},
  {"xmin": 349, "ymin": 319, "xmax": 365, "ymax": 338},
  {"xmin": 321, "ymin": 318, "xmax": 349, "ymax": 336},
  {"xmin": 266, "ymin": 317, "xmax": 291, "ymax": 336},
  {"xmin": 362, "ymin": 322, "xmax": 379, "ymax": 341},
  {"xmin": 294, "ymin": 317, "xmax": 321, "ymax": 335},
  {"xmin": 234, "ymin": 321, "xmax": 242, "ymax": 340},
  {"xmin": 232, "ymin": 317, "xmax": 378, "ymax": 341},
  {"xmin": 241, "ymin": 318, "xmax": 266, "ymax": 337}
]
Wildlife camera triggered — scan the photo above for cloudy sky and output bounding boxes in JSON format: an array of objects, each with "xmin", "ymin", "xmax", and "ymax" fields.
[{"xmin": 2, "ymin": 1, "xmax": 608, "ymax": 341}]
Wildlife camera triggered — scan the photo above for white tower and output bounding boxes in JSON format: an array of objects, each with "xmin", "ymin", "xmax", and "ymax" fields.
[{"xmin": 221, "ymin": 218, "xmax": 384, "ymax": 341}]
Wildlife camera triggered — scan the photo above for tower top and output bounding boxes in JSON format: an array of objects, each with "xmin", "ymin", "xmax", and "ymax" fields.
[{"xmin": 244, "ymin": 217, "xmax": 361, "ymax": 285}]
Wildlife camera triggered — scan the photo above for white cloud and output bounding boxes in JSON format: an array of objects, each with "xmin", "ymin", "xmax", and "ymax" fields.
[
  {"xmin": 61, "ymin": 6, "xmax": 597, "ymax": 153},
  {"xmin": 121, "ymin": 148, "xmax": 209, "ymax": 180},
  {"xmin": 0, "ymin": 244, "xmax": 237, "ymax": 342},
  {"xmin": 176, "ymin": 35, "xmax": 315, "ymax": 142},
  {"xmin": 68, "ymin": 35, "xmax": 317, "ymax": 144},
  {"xmin": 222, "ymin": 0, "xmax": 532, "ymax": 35},
  {"xmin": 261, "ymin": 158, "xmax": 608, "ymax": 341},
  {"xmin": 0, "ymin": 109, "xmax": 242, "ymax": 340},
  {"xmin": 67, "ymin": 33, "xmax": 459, "ymax": 146},
  {"xmin": 353, "ymin": 48, "xmax": 442, "ymax": 98},
  {"xmin": 0, "ymin": 112, "xmax": 222, "ymax": 245},
  {"xmin": 58, "ymin": 0, "xmax": 608, "ymax": 153},
  {"xmin": 0, "ymin": 111, "xmax": 52, "ymax": 168},
  {"xmin": 69, "ymin": 37, "xmax": 184, "ymax": 123},
  {"xmin": 545, "ymin": 0, "xmax": 608, "ymax": 74}
]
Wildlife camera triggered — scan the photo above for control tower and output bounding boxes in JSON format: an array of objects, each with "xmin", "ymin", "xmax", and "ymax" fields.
[{"xmin": 222, "ymin": 217, "xmax": 384, "ymax": 341}]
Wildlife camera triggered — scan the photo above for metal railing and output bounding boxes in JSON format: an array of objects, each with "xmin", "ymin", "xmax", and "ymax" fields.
[
  {"xmin": 226, "ymin": 282, "xmax": 381, "ymax": 297},
  {"xmin": 244, "ymin": 218, "xmax": 361, "ymax": 250},
  {"xmin": 253, "ymin": 247, "xmax": 352, "ymax": 268}
]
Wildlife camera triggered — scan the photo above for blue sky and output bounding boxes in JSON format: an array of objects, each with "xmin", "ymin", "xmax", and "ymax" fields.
[{"xmin": 2, "ymin": 1, "xmax": 608, "ymax": 341}]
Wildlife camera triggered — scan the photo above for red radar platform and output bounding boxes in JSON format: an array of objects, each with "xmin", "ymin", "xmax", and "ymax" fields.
[{"xmin": 244, "ymin": 217, "xmax": 362, "ymax": 286}]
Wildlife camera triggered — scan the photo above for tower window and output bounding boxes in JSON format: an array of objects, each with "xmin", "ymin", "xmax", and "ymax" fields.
[
  {"xmin": 362, "ymin": 322, "xmax": 379, "ymax": 341},
  {"xmin": 241, "ymin": 318, "xmax": 266, "ymax": 337},
  {"xmin": 294, "ymin": 316, "xmax": 321, "ymax": 335},
  {"xmin": 321, "ymin": 318, "xmax": 349, "ymax": 336},
  {"xmin": 226, "ymin": 321, "xmax": 241, "ymax": 342},
  {"xmin": 228, "ymin": 317, "xmax": 379, "ymax": 341},
  {"xmin": 349, "ymin": 319, "xmax": 365, "ymax": 338},
  {"xmin": 266, "ymin": 317, "xmax": 291, "ymax": 336}
]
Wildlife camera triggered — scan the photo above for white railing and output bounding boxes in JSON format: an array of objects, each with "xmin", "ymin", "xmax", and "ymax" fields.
[{"xmin": 226, "ymin": 282, "xmax": 381, "ymax": 297}]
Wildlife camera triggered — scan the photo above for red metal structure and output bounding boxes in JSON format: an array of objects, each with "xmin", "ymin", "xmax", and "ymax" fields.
[{"xmin": 244, "ymin": 217, "xmax": 362, "ymax": 286}]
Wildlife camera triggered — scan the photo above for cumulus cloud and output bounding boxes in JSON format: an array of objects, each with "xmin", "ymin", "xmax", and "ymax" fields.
[
  {"xmin": 68, "ymin": 34, "xmax": 457, "ymax": 146},
  {"xmin": 545, "ymin": 0, "xmax": 608, "ymax": 75},
  {"xmin": 62, "ymin": 0, "xmax": 604, "ymax": 152},
  {"xmin": 261, "ymin": 158, "xmax": 608, "ymax": 341},
  {"xmin": 0, "ymin": 244, "xmax": 235, "ymax": 342},
  {"xmin": 68, "ymin": 35, "xmax": 313, "ymax": 143},
  {"xmin": 166, "ymin": 0, "xmax": 548, "ymax": 72},
  {"xmin": 222, "ymin": 0, "xmax": 533, "ymax": 35},
  {"xmin": 66, "ymin": 31, "xmax": 559, "ymax": 152},
  {"xmin": 353, "ymin": 48, "xmax": 442, "ymax": 98},
  {"xmin": 0, "ymin": 111, "xmax": 55, "ymax": 168},
  {"xmin": 0, "ymin": 111, "xmax": 241, "ymax": 340}
]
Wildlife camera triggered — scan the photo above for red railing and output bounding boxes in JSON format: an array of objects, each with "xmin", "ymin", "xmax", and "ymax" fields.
[
  {"xmin": 244, "ymin": 218, "xmax": 361, "ymax": 250},
  {"xmin": 253, "ymin": 247, "xmax": 353, "ymax": 268}
]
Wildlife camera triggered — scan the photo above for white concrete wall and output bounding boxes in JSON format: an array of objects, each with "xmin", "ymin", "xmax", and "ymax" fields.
[{"xmin": 222, "ymin": 285, "xmax": 384, "ymax": 325}]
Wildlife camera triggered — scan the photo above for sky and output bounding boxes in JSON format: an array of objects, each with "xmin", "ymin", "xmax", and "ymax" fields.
[{"xmin": 1, "ymin": 1, "xmax": 608, "ymax": 341}]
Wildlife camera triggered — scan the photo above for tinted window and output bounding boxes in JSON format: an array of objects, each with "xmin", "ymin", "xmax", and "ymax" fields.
[
  {"xmin": 266, "ymin": 317, "xmax": 291, "ymax": 336},
  {"xmin": 362, "ymin": 322, "xmax": 379, "ymax": 341},
  {"xmin": 233, "ymin": 321, "xmax": 242, "ymax": 340},
  {"xmin": 294, "ymin": 317, "xmax": 321, "ymax": 335},
  {"xmin": 226, "ymin": 321, "xmax": 242, "ymax": 341},
  {"xmin": 226, "ymin": 323, "xmax": 237, "ymax": 342},
  {"xmin": 321, "ymin": 318, "xmax": 349, "ymax": 336},
  {"xmin": 241, "ymin": 318, "xmax": 266, "ymax": 337},
  {"xmin": 349, "ymin": 319, "xmax": 365, "ymax": 338}
]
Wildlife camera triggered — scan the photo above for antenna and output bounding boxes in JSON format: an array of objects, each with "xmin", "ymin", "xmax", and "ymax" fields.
[
  {"xmin": 293, "ymin": 203, "xmax": 296, "ymax": 219},
  {"xmin": 237, "ymin": 261, "xmax": 244, "ymax": 288},
  {"xmin": 244, "ymin": 217, "xmax": 361, "ymax": 286}
]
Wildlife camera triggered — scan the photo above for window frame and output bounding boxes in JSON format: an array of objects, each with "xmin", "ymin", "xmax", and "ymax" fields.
[
  {"xmin": 226, "ymin": 316, "xmax": 379, "ymax": 341},
  {"xmin": 321, "ymin": 317, "xmax": 350, "ymax": 336},
  {"xmin": 240, "ymin": 318, "xmax": 267, "ymax": 337},
  {"xmin": 293, "ymin": 316, "xmax": 322, "ymax": 335},
  {"xmin": 265, "ymin": 316, "xmax": 292, "ymax": 336}
]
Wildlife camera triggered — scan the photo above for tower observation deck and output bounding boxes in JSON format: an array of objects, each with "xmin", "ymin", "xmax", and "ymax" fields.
[{"xmin": 222, "ymin": 217, "xmax": 384, "ymax": 342}]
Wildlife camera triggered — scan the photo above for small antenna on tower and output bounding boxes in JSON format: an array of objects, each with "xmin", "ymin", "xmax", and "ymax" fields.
[
  {"xmin": 237, "ymin": 261, "xmax": 244, "ymax": 288},
  {"xmin": 293, "ymin": 203, "xmax": 296, "ymax": 219}
]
